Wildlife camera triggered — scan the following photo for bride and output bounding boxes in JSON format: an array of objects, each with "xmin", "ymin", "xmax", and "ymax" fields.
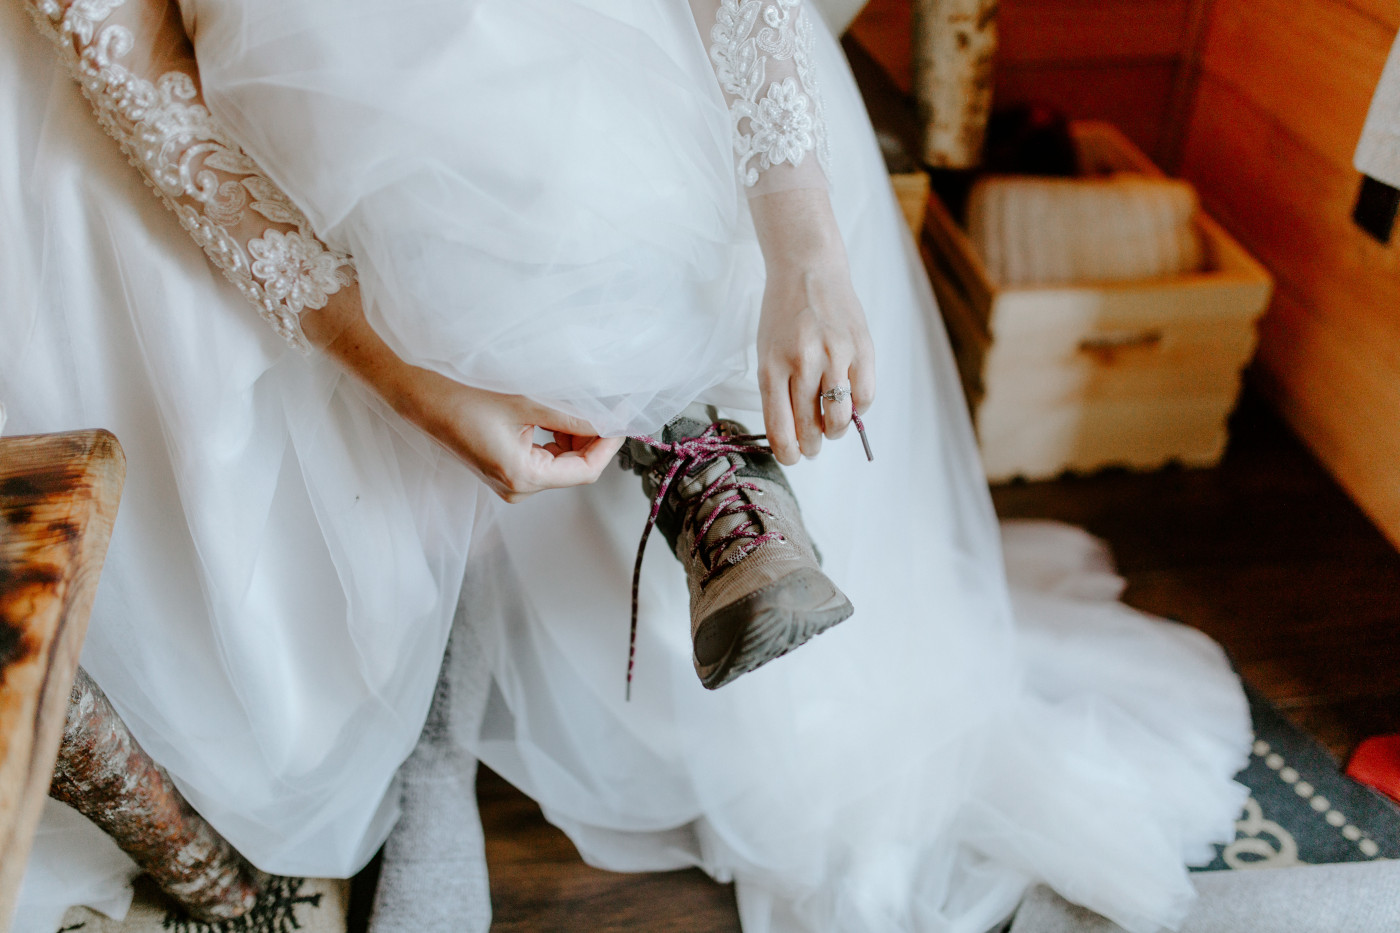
[{"xmin": 3, "ymin": 0, "xmax": 1251, "ymax": 930}]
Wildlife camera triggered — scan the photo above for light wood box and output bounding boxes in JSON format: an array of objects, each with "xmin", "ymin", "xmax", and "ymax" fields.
[
  {"xmin": 923, "ymin": 121, "xmax": 1274, "ymax": 482},
  {"xmin": 892, "ymin": 171, "xmax": 931, "ymax": 238}
]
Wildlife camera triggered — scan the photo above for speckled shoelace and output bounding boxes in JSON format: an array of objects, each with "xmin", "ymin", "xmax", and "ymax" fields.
[{"xmin": 625, "ymin": 411, "xmax": 871, "ymax": 699}]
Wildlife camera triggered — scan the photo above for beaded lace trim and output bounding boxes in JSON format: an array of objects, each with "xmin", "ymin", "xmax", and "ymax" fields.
[
  {"xmin": 707, "ymin": 0, "xmax": 832, "ymax": 189},
  {"xmin": 26, "ymin": 0, "xmax": 355, "ymax": 351}
]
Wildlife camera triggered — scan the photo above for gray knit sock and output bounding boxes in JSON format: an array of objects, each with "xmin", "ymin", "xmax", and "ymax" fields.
[{"xmin": 368, "ymin": 633, "xmax": 492, "ymax": 933}]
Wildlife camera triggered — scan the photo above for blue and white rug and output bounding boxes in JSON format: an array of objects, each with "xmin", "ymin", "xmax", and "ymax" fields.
[{"xmin": 1195, "ymin": 686, "xmax": 1400, "ymax": 871}]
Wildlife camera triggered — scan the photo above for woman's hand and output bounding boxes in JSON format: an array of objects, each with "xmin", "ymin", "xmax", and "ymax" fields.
[
  {"xmin": 394, "ymin": 376, "xmax": 624, "ymax": 504},
  {"xmin": 303, "ymin": 286, "xmax": 623, "ymax": 502},
  {"xmin": 750, "ymin": 188, "xmax": 876, "ymax": 465}
]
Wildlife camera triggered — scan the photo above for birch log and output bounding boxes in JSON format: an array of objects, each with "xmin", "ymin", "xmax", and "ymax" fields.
[
  {"xmin": 50, "ymin": 669, "xmax": 265, "ymax": 921},
  {"xmin": 912, "ymin": 0, "xmax": 998, "ymax": 169}
]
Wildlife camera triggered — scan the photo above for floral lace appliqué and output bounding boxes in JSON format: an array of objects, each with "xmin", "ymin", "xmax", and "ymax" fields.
[
  {"xmin": 26, "ymin": 0, "xmax": 354, "ymax": 351},
  {"xmin": 709, "ymin": 0, "xmax": 831, "ymax": 188}
]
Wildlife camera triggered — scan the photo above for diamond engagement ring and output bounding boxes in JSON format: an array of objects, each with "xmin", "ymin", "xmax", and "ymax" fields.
[{"xmin": 817, "ymin": 384, "xmax": 873, "ymax": 462}]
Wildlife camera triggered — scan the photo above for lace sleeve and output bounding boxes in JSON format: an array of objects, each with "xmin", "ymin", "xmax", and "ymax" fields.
[
  {"xmin": 691, "ymin": 0, "xmax": 832, "ymax": 196},
  {"xmin": 24, "ymin": 0, "xmax": 355, "ymax": 352}
]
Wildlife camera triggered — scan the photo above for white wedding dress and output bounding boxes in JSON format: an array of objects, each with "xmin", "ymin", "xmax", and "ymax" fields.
[{"xmin": 2, "ymin": 1, "xmax": 1251, "ymax": 931}]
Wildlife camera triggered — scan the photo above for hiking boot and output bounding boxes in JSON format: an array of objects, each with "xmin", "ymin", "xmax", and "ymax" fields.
[{"xmin": 622, "ymin": 408, "xmax": 853, "ymax": 692}]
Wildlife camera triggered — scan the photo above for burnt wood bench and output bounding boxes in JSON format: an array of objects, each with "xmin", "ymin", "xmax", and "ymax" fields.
[{"xmin": 0, "ymin": 430, "xmax": 262, "ymax": 930}]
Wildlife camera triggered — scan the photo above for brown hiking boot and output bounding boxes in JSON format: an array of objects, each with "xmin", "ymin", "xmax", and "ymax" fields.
[{"xmin": 622, "ymin": 409, "xmax": 853, "ymax": 694}]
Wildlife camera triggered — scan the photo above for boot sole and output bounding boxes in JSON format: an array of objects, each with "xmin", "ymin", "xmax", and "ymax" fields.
[{"xmin": 694, "ymin": 569, "xmax": 854, "ymax": 690}]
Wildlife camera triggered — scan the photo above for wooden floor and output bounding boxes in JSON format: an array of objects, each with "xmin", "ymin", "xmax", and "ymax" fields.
[{"xmin": 446, "ymin": 389, "xmax": 1400, "ymax": 931}]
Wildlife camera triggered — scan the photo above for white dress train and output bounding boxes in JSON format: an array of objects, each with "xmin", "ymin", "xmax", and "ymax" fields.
[{"xmin": 2, "ymin": 1, "xmax": 1251, "ymax": 931}]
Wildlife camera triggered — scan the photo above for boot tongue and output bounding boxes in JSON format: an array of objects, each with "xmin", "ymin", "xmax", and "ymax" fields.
[
  {"xmin": 677, "ymin": 453, "xmax": 737, "ymax": 499},
  {"xmin": 661, "ymin": 415, "xmax": 713, "ymax": 447},
  {"xmin": 678, "ymin": 453, "xmax": 763, "ymax": 564}
]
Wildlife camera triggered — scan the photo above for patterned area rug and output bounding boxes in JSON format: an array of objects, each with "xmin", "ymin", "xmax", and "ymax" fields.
[
  {"xmin": 1194, "ymin": 685, "xmax": 1400, "ymax": 871},
  {"xmin": 53, "ymin": 876, "xmax": 348, "ymax": 933}
]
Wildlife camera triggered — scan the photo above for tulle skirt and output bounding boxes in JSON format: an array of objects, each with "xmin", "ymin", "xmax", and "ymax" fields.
[
  {"xmin": 3, "ymin": 1, "xmax": 1251, "ymax": 931},
  {"xmin": 188, "ymin": 0, "xmax": 768, "ymax": 435}
]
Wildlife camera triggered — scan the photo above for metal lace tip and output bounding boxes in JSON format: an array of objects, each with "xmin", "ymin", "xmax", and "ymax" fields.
[{"xmin": 852, "ymin": 409, "xmax": 874, "ymax": 462}]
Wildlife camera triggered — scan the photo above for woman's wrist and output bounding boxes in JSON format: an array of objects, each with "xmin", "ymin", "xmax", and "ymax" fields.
[
  {"xmin": 299, "ymin": 284, "xmax": 363, "ymax": 351},
  {"xmin": 749, "ymin": 188, "xmax": 848, "ymax": 271},
  {"xmin": 301, "ymin": 284, "xmax": 424, "ymax": 419}
]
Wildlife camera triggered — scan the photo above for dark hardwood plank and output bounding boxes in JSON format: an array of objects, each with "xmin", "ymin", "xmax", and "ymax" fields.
[
  {"xmin": 1287, "ymin": 694, "xmax": 1400, "ymax": 765},
  {"xmin": 478, "ymin": 767, "xmax": 741, "ymax": 932}
]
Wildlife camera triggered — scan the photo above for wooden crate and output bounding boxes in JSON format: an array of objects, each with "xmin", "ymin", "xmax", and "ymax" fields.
[
  {"xmin": 923, "ymin": 121, "xmax": 1274, "ymax": 482},
  {"xmin": 892, "ymin": 170, "xmax": 931, "ymax": 237}
]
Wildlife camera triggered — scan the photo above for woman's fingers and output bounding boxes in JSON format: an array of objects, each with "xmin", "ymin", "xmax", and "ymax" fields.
[
  {"xmin": 754, "ymin": 255, "xmax": 873, "ymax": 461},
  {"xmin": 818, "ymin": 333, "xmax": 856, "ymax": 440},
  {"xmin": 570, "ymin": 435, "xmax": 626, "ymax": 477},
  {"xmin": 790, "ymin": 367, "xmax": 823, "ymax": 459},
  {"xmin": 761, "ymin": 364, "xmax": 800, "ymax": 465},
  {"xmin": 440, "ymin": 396, "xmax": 619, "ymax": 502},
  {"xmin": 851, "ymin": 334, "xmax": 876, "ymax": 416},
  {"xmin": 528, "ymin": 435, "xmax": 623, "ymax": 491},
  {"xmin": 530, "ymin": 404, "xmax": 599, "ymax": 440},
  {"xmin": 516, "ymin": 405, "xmax": 622, "ymax": 493},
  {"xmin": 764, "ymin": 333, "xmax": 868, "ymax": 459}
]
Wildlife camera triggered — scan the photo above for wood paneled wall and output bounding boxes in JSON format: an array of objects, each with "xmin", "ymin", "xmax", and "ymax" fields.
[
  {"xmin": 1178, "ymin": 0, "xmax": 1400, "ymax": 547},
  {"xmin": 848, "ymin": 0, "xmax": 1400, "ymax": 548},
  {"xmin": 848, "ymin": 0, "xmax": 1203, "ymax": 162}
]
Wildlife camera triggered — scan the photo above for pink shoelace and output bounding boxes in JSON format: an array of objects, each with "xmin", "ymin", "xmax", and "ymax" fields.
[{"xmin": 625, "ymin": 410, "xmax": 871, "ymax": 700}]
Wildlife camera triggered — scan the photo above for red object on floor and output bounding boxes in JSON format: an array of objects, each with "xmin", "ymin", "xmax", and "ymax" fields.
[{"xmin": 1346, "ymin": 734, "xmax": 1400, "ymax": 804}]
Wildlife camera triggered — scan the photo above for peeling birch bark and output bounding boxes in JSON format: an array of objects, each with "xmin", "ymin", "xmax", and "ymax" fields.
[
  {"xmin": 50, "ymin": 669, "xmax": 265, "ymax": 921},
  {"xmin": 912, "ymin": 0, "xmax": 998, "ymax": 169}
]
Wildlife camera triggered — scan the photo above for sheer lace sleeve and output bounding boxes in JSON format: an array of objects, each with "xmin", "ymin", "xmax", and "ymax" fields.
[
  {"xmin": 691, "ymin": 0, "xmax": 832, "ymax": 196},
  {"xmin": 24, "ymin": 0, "xmax": 355, "ymax": 352}
]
